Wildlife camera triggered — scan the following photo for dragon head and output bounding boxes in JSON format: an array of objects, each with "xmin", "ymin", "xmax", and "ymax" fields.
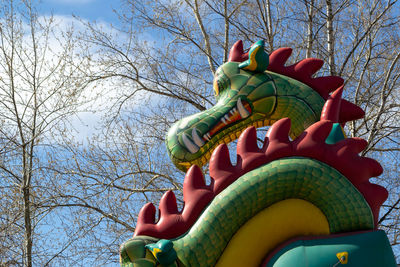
[{"xmin": 166, "ymin": 40, "xmax": 363, "ymax": 171}]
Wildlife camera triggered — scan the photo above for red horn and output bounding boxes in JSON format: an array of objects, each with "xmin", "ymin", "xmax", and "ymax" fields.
[
  {"xmin": 228, "ymin": 40, "xmax": 249, "ymax": 62},
  {"xmin": 320, "ymin": 86, "xmax": 343, "ymax": 122}
]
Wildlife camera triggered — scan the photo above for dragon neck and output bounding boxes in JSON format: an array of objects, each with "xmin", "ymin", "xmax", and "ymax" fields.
[
  {"xmin": 173, "ymin": 158, "xmax": 373, "ymax": 266},
  {"xmin": 136, "ymin": 120, "xmax": 387, "ymax": 240}
]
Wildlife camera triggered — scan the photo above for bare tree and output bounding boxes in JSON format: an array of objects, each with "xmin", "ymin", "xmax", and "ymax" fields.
[
  {"xmin": 0, "ymin": 0, "xmax": 397, "ymax": 265},
  {"xmin": 0, "ymin": 0, "xmax": 91, "ymax": 265}
]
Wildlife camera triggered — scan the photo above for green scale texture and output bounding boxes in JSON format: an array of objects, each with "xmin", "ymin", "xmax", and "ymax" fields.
[
  {"xmin": 172, "ymin": 157, "xmax": 374, "ymax": 266},
  {"xmin": 266, "ymin": 71, "xmax": 323, "ymax": 137}
]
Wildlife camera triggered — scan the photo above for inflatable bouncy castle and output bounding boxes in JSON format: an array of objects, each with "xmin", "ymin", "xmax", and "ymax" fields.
[{"xmin": 119, "ymin": 40, "xmax": 397, "ymax": 266}]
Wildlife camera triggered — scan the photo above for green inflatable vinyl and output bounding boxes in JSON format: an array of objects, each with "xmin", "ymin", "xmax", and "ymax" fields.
[
  {"xmin": 266, "ymin": 230, "xmax": 396, "ymax": 267},
  {"xmin": 119, "ymin": 40, "xmax": 396, "ymax": 267}
]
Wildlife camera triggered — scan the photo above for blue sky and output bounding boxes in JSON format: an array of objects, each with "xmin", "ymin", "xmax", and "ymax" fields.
[{"xmin": 40, "ymin": 0, "xmax": 120, "ymax": 23}]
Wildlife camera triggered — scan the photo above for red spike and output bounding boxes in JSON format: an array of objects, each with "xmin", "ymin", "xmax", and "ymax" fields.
[
  {"xmin": 263, "ymin": 118, "xmax": 293, "ymax": 161},
  {"xmin": 228, "ymin": 40, "xmax": 249, "ymax": 62},
  {"xmin": 266, "ymin": 118, "xmax": 291, "ymax": 142},
  {"xmin": 137, "ymin": 203, "xmax": 156, "ymax": 224},
  {"xmin": 159, "ymin": 190, "xmax": 179, "ymax": 216},
  {"xmin": 209, "ymin": 144, "xmax": 237, "ymax": 193},
  {"xmin": 304, "ymin": 120, "xmax": 333, "ymax": 142},
  {"xmin": 237, "ymin": 126, "xmax": 259, "ymax": 154},
  {"xmin": 360, "ymin": 157, "xmax": 384, "ymax": 177},
  {"xmin": 292, "ymin": 121, "xmax": 332, "ymax": 159},
  {"xmin": 339, "ymin": 100, "xmax": 365, "ymax": 123},
  {"xmin": 262, "ymin": 135, "xmax": 270, "ymax": 151},
  {"xmin": 237, "ymin": 126, "xmax": 268, "ymax": 171},
  {"xmin": 272, "ymin": 58, "xmax": 323, "ymax": 86},
  {"xmin": 321, "ymin": 86, "xmax": 343, "ymax": 122},
  {"xmin": 294, "ymin": 58, "xmax": 324, "ymax": 77},
  {"xmin": 181, "ymin": 165, "xmax": 214, "ymax": 223},
  {"xmin": 268, "ymin": 47, "xmax": 293, "ymax": 70},
  {"xmin": 340, "ymin": 138, "xmax": 368, "ymax": 153},
  {"xmin": 183, "ymin": 165, "xmax": 208, "ymax": 202},
  {"xmin": 209, "ymin": 144, "xmax": 234, "ymax": 176},
  {"xmin": 330, "ymin": 144, "xmax": 383, "ymax": 183},
  {"xmin": 310, "ymin": 76, "xmax": 344, "ymax": 98},
  {"xmin": 267, "ymin": 47, "xmax": 347, "ymax": 101},
  {"xmin": 358, "ymin": 183, "xmax": 388, "ymax": 226}
]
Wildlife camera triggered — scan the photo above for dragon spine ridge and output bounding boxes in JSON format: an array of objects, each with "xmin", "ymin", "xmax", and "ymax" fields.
[
  {"xmin": 135, "ymin": 118, "xmax": 387, "ymax": 239},
  {"xmin": 134, "ymin": 42, "xmax": 382, "ymax": 240}
]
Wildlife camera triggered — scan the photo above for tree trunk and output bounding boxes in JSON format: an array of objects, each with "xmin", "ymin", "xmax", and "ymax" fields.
[
  {"xmin": 192, "ymin": 0, "xmax": 216, "ymax": 73},
  {"xmin": 265, "ymin": 0, "xmax": 274, "ymax": 51},
  {"xmin": 306, "ymin": 0, "xmax": 314, "ymax": 58},
  {"xmin": 223, "ymin": 0, "xmax": 229, "ymax": 63},
  {"xmin": 23, "ymin": 184, "xmax": 32, "ymax": 267},
  {"xmin": 326, "ymin": 0, "xmax": 336, "ymax": 75}
]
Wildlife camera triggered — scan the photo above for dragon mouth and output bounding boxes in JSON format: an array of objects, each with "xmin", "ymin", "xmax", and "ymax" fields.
[{"xmin": 182, "ymin": 98, "xmax": 252, "ymax": 154}]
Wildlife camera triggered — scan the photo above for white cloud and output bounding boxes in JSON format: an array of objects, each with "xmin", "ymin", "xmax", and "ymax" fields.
[
  {"xmin": 7, "ymin": 13, "xmax": 166, "ymax": 143},
  {"xmin": 0, "ymin": 14, "xmax": 117, "ymax": 143}
]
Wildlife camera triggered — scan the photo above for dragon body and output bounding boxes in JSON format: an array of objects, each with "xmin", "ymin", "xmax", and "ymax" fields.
[{"xmin": 120, "ymin": 40, "xmax": 396, "ymax": 266}]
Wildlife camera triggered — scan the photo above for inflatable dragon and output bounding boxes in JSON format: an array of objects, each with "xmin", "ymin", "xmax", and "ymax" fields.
[{"xmin": 120, "ymin": 40, "xmax": 397, "ymax": 266}]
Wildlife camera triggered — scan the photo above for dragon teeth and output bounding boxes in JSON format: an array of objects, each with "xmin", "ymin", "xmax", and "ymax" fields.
[
  {"xmin": 203, "ymin": 133, "xmax": 211, "ymax": 141},
  {"xmin": 237, "ymin": 98, "xmax": 250, "ymax": 119},
  {"xmin": 182, "ymin": 132, "xmax": 199, "ymax": 154},
  {"xmin": 187, "ymin": 101, "xmax": 248, "ymax": 153},
  {"xmin": 192, "ymin": 128, "xmax": 205, "ymax": 147},
  {"xmin": 203, "ymin": 134, "xmax": 210, "ymax": 141}
]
